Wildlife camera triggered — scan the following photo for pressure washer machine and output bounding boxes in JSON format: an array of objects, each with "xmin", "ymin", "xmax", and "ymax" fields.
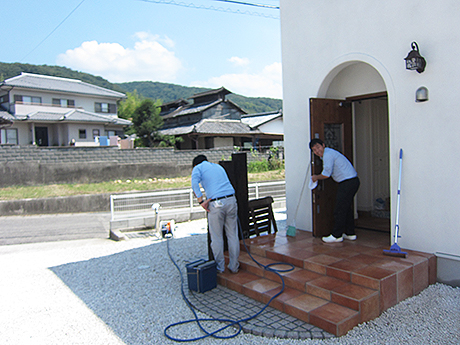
[{"xmin": 186, "ymin": 259, "xmax": 217, "ymax": 293}]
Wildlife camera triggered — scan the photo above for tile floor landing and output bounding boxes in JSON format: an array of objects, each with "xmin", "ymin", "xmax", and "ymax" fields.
[{"xmin": 218, "ymin": 229, "xmax": 436, "ymax": 336}]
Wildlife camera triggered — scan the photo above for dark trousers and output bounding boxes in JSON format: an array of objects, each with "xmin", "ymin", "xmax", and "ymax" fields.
[{"xmin": 332, "ymin": 177, "xmax": 360, "ymax": 238}]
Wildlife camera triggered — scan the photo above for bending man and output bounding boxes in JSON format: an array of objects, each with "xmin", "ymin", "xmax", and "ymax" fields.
[
  {"xmin": 191, "ymin": 155, "xmax": 240, "ymax": 273},
  {"xmin": 310, "ymin": 139, "xmax": 360, "ymax": 243}
]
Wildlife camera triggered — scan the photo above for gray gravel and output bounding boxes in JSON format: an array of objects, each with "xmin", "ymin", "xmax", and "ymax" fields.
[{"xmin": 0, "ymin": 219, "xmax": 459, "ymax": 345}]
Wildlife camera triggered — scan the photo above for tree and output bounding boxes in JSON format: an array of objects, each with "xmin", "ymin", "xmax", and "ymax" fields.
[
  {"xmin": 132, "ymin": 99, "xmax": 164, "ymax": 147},
  {"xmin": 158, "ymin": 134, "xmax": 183, "ymax": 148},
  {"xmin": 117, "ymin": 90, "xmax": 143, "ymax": 121}
]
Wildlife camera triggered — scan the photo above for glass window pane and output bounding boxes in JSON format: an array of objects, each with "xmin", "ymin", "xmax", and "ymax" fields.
[
  {"xmin": 324, "ymin": 123, "xmax": 343, "ymax": 153},
  {"xmin": 7, "ymin": 129, "xmax": 18, "ymax": 144}
]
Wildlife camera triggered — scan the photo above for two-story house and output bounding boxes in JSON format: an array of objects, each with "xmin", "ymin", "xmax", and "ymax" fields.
[
  {"xmin": 0, "ymin": 73, "xmax": 131, "ymax": 146},
  {"xmin": 158, "ymin": 87, "xmax": 283, "ymax": 150}
]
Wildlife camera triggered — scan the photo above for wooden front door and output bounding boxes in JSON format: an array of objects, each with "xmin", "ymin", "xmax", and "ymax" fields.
[{"xmin": 310, "ymin": 98, "xmax": 353, "ymax": 237}]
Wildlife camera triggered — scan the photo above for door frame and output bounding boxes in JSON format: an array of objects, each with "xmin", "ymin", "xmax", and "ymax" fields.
[
  {"xmin": 310, "ymin": 98, "xmax": 353, "ymax": 237},
  {"xmin": 310, "ymin": 92, "xmax": 390, "ymax": 237}
]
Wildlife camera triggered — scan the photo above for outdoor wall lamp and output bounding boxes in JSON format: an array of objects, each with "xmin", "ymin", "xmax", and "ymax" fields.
[
  {"xmin": 404, "ymin": 41, "xmax": 426, "ymax": 73},
  {"xmin": 416, "ymin": 86, "xmax": 429, "ymax": 102}
]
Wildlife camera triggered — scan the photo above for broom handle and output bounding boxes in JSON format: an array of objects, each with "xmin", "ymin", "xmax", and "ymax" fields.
[
  {"xmin": 394, "ymin": 149, "xmax": 403, "ymax": 244},
  {"xmin": 293, "ymin": 164, "xmax": 311, "ymax": 219}
]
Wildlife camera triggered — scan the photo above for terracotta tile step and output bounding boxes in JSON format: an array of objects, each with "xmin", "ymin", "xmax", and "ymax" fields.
[
  {"xmin": 217, "ymin": 270, "xmax": 362, "ymax": 336},
  {"xmin": 223, "ymin": 234, "xmax": 437, "ymax": 336},
  {"xmin": 221, "ymin": 254, "xmax": 381, "ymax": 334}
]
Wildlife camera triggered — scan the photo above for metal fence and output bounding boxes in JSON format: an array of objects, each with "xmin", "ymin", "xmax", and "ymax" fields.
[{"xmin": 110, "ymin": 180, "xmax": 286, "ymax": 230}]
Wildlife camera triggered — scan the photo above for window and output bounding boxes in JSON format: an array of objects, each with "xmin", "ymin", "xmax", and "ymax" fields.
[
  {"xmin": 0, "ymin": 128, "xmax": 18, "ymax": 145},
  {"xmin": 79, "ymin": 129, "xmax": 87, "ymax": 139},
  {"xmin": 92, "ymin": 129, "xmax": 100, "ymax": 139},
  {"xmin": 14, "ymin": 95, "xmax": 41, "ymax": 104},
  {"xmin": 95, "ymin": 102, "xmax": 116, "ymax": 113},
  {"xmin": 52, "ymin": 98, "xmax": 75, "ymax": 107},
  {"xmin": 107, "ymin": 130, "xmax": 116, "ymax": 137}
]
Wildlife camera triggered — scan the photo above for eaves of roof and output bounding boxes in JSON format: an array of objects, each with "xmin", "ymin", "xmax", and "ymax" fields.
[
  {"xmin": 188, "ymin": 87, "xmax": 230, "ymax": 100},
  {"xmin": 1, "ymin": 73, "xmax": 126, "ymax": 99},
  {"xmin": 7, "ymin": 109, "xmax": 132, "ymax": 126},
  {"xmin": 0, "ymin": 110, "xmax": 13, "ymax": 126}
]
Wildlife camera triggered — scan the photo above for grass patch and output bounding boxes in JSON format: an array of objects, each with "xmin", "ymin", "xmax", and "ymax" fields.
[{"xmin": 0, "ymin": 170, "xmax": 285, "ymax": 201}]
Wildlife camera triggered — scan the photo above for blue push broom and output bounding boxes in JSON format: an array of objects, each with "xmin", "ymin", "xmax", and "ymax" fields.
[{"xmin": 384, "ymin": 149, "xmax": 407, "ymax": 258}]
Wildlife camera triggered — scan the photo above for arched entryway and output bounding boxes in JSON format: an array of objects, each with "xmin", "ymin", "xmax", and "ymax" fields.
[{"xmin": 311, "ymin": 62, "xmax": 390, "ymax": 237}]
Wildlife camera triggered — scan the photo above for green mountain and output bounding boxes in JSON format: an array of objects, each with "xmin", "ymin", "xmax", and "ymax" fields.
[{"xmin": 0, "ymin": 62, "xmax": 282, "ymax": 113}]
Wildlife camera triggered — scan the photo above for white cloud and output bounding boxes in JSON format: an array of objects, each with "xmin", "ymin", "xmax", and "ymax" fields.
[
  {"xmin": 228, "ymin": 56, "xmax": 250, "ymax": 67},
  {"xmin": 191, "ymin": 62, "xmax": 282, "ymax": 99},
  {"xmin": 56, "ymin": 32, "xmax": 183, "ymax": 83}
]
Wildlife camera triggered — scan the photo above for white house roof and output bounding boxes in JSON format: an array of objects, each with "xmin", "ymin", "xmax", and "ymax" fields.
[
  {"xmin": 1, "ymin": 73, "xmax": 126, "ymax": 99},
  {"xmin": 241, "ymin": 110, "xmax": 282, "ymax": 129},
  {"xmin": 2, "ymin": 108, "xmax": 131, "ymax": 126}
]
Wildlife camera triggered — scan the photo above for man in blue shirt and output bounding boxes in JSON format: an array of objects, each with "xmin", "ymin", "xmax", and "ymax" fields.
[
  {"xmin": 310, "ymin": 139, "xmax": 360, "ymax": 243},
  {"xmin": 191, "ymin": 155, "xmax": 240, "ymax": 273}
]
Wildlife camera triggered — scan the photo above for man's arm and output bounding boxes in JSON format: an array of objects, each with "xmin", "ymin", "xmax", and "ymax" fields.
[
  {"xmin": 311, "ymin": 174, "xmax": 329, "ymax": 183},
  {"xmin": 191, "ymin": 166, "xmax": 210, "ymax": 211}
]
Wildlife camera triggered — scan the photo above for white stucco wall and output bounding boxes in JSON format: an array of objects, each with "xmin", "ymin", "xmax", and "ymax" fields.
[
  {"xmin": 258, "ymin": 117, "xmax": 284, "ymax": 135},
  {"xmin": 280, "ymin": 0, "xmax": 460, "ymax": 257},
  {"xmin": 11, "ymin": 90, "xmax": 118, "ymax": 116}
]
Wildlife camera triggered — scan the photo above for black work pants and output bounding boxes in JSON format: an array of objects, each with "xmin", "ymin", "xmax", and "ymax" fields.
[{"xmin": 331, "ymin": 177, "xmax": 360, "ymax": 238}]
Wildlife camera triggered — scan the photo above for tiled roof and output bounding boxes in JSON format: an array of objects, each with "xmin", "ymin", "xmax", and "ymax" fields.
[
  {"xmin": 159, "ymin": 119, "xmax": 258, "ymax": 136},
  {"xmin": 158, "ymin": 124, "xmax": 195, "ymax": 136},
  {"xmin": 195, "ymin": 119, "xmax": 255, "ymax": 135},
  {"xmin": 161, "ymin": 100, "xmax": 221, "ymax": 119},
  {"xmin": 1, "ymin": 73, "xmax": 125, "ymax": 99},
  {"xmin": 0, "ymin": 110, "xmax": 13, "ymax": 125},
  {"xmin": 5, "ymin": 109, "xmax": 131, "ymax": 126}
]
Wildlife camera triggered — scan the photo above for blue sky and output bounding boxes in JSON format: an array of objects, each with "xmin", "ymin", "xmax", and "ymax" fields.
[{"xmin": 2, "ymin": 0, "xmax": 282, "ymax": 99}]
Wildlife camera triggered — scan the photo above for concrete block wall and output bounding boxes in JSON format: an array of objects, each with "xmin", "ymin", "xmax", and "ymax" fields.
[{"xmin": 0, "ymin": 145, "xmax": 269, "ymax": 187}]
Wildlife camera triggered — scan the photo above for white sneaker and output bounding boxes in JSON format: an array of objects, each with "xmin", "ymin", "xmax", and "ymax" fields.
[
  {"xmin": 322, "ymin": 234, "xmax": 343, "ymax": 243},
  {"xmin": 342, "ymin": 234, "xmax": 357, "ymax": 241}
]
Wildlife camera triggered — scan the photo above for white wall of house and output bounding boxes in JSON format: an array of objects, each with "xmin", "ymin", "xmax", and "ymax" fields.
[
  {"xmin": 258, "ymin": 117, "xmax": 284, "ymax": 136},
  {"xmin": 10, "ymin": 89, "xmax": 118, "ymax": 116},
  {"xmin": 2, "ymin": 122, "xmax": 29, "ymax": 145},
  {"xmin": 67, "ymin": 123, "xmax": 106, "ymax": 144},
  {"xmin": 280, "ymin": 0, "xmax": 460, "ymax": 258}
]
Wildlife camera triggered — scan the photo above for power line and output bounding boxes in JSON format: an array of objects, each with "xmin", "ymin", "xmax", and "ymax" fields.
[
  {"xmin": 213, "ymin": 0, "xmax": 279, "ymax": 9},
  {"xmin": 137, "ymin": 0, "xmax": 279, "ymax": 19},
  {"xmin": 20, "ymin": 0, "xmax": 87, "ymax": 62},
  {"xmin": 20, "ymin": 0, "xmax": 278, "ymax": 62}
]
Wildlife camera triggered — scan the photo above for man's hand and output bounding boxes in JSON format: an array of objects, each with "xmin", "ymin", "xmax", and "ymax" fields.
[
  {"xmin": 312, "ymin": 174, "xmax": 328, "ymax": 183},
  {"xmin": 199, "ymin": 198, "xmax": 211, "ymax": 212}
]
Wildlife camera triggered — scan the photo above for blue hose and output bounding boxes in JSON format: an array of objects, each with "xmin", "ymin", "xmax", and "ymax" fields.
[{"xmin": 164, "ymin": 218, "xmax": 294, "ymax": 342}]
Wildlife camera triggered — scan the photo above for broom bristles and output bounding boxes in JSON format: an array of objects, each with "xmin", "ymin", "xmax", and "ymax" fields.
[{"xmin": 286, "ymin": 225, "xmax": 296, "ymax": 237}]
